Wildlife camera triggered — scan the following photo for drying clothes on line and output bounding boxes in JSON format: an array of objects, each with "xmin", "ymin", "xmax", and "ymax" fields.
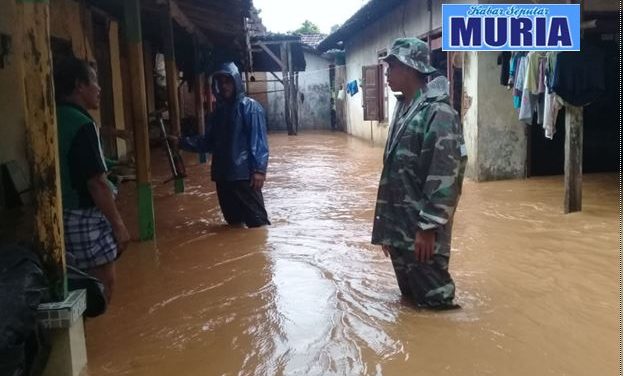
[
  {"xmin": 512, "ymin": 53, "xmax": 528, "ymax": 109},
  {"xmin": 543, "ymin": 91, "xmax": 564, "ymax": 139},
  {"xmin": 525, "ymin": 51, "xmax": 547, "ymax": 95},
  {"xmin": 519, "ymin": 89, "xmax": 544, "ymax": 125},
  {"xmin": 346, "ymin": 80, "xmax": 359, "ymax": 96},
  {"xmin": 544, "ymin": 51, "xmax": 559, "ymax": 92},
  {"xmin": 519, "ymin": 52, "xmax": 547, "ymax": 125},
  {"xmin": 497, "ymin": 51, "xmax": 511, "ymax": 86},
  {"xmin": 337, "ymin": 89, "xmax": 345, "ymax": 101}
]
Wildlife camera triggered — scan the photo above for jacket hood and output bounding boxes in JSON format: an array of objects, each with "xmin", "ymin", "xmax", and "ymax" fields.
[
  {"xmin": 424, "ymin": 76, "xmax": 450, "ymax": 103},
  {"xmin": 212, "ymin": 62, "xmax": 245, "ymax": 101}
]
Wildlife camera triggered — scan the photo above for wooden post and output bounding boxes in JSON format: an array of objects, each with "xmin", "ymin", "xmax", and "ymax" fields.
[
  {"xmin": 124, "ymin": 0, "xmax": 155, "ymax": 240},
  {"xmin": 564, "ymin": 106, "xmax": 583, "ymax": 213},
  {"xmin": 280, "ymin": 43, "xmax": 292, "ymax": 134},
  {"xmin": 16, "ymin": 0, "xmax": 67, "ymax": 300},
  {"xmin": 207, "ymin": 75, "xmax": 214, "ymax": 114},
  {"xmin": 143, "ymin": 41, "xmax": 156, "ymax": 114},
  {"xmin": 109, "ymin": 20, "xmax": 128, "ymax": 161},
  {"xmin": 162, "ymin": 0, "xmax": 181, "ymax": 137},
  {"xmin": 194, "ymin": 36, "xmax": 207, "ymax": 166},
  {"xmin": 160, "ymin": 0, "xmax": 184, "ymax": 193},
  {"xmin": 294, "ymin": 72, "xmax": 300, "ymax": 134},
  {"xmin": 287, "ymin": 43, "xmax": 297, "ymax": 135},
  {"xmin": 196, "ymin": 71, "xmax": 207, "ymax": 166}
]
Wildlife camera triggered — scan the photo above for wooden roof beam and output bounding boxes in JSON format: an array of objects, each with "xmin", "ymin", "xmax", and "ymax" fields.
[
  {"xmin": 255, "ymin": 41, "xmax": 284, "ymax": 70},
  {"xmin": 155, "ymin": 0, "xmax": 210, "ymax": 46}
]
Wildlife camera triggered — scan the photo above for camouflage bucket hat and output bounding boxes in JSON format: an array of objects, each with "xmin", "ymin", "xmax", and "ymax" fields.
[{"xmin": 382, "ymin": 38, "xmax": 437, "ymax": 75}]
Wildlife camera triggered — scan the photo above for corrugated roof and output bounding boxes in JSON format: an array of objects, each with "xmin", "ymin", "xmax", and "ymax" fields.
[
  {"xmin": 176, "ymin": 0, "xmax": 251, "ymax": 40},
  {"xmin": 299, "ymin": 34, "xmax": 327, "ymax": 48},
  {"xmin": 317, "ymin": 0, "xmax": 405, "ymax": 52}
]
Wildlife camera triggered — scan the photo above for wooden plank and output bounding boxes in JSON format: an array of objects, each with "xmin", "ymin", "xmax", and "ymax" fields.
[
  {"xmin": 143, "ymin": 41, "xmax": 156, "ymax": 114},
  {"xmin": 257, "ymin": 42, "xmax": 284, "ymax": 70},
  {"xmin": 564, "ymin": 105, "xmax": 583, "ymax": 213},
  {"xmin": 252, "ymin": 40, "xmax": 299, "ymax": 46},
  {"xmin": 194, "ymin": 37, "xmax": 206, "ymax": 167},
  {"xmin": 280, "ymin": 43, "xmax": 294, "ymax": 135},
  {"xmin": 280, "ymin": 43, "xmax": 292, "ymax": 134},
  {"xmin": 288, "ymin": 44, "xmax": 298, "ymax": 135},
  {"xmin": 109, "ymin": 20, "xmax": 128, "ymax": 161},
  {"xmin": 269, "ymin": 71, "xmax": 284, "ymax": 85},
  {"xmin": 294, "ymin": 72, "xmax": 300, "ymax": 133},
  {"xmin": 124, "ymin": 0, "xmax": 155, "ymax": 240},
  {"xmin": 16, "ymin": 0, "xmax": 67, "ymax": 300},
  {"xmin": 194, "ymin": 73, "xmax": 205, "ymax": 133},
  {"xmin": 161, "ymin": 2, "xmax": 182, "ymax": 136}
]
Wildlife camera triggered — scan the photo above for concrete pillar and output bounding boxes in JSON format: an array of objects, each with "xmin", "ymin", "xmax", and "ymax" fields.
[{"xmin": 462, "ymin": 51, "xmax": 527, "ymax": 181}]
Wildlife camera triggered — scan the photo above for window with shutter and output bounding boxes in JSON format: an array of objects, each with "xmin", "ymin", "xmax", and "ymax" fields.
[{"xmin": 362, "ymin": 65, "xmax": 382, "ymax": 121}]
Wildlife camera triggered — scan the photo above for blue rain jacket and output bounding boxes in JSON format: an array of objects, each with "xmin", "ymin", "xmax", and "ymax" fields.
[{"xmin": 180, "ymin": 62, "xmax": 269, "ymax": 182}]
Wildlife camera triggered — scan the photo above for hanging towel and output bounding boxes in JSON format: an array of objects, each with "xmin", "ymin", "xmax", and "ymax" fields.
[{"xmin": 346, "ymin": 80, "xmax": 359, "ymax": 96}]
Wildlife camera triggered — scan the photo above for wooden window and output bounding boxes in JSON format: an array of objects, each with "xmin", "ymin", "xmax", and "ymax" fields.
[{"xmin": 362, "ymin": 64, "xmax": 385, "ymax": 121}]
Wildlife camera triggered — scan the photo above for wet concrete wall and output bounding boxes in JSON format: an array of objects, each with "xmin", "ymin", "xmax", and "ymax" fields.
[
  {"xmin": 460, "ymin": 51, "xmax": 527, "ymax": 181},
  {"xmin": 266, "ymin": 51, "xmax": 332, "ymax": 131},
  {"xmin": 476, "ymin": 52, "xmax": 527, "ymax": 181}
]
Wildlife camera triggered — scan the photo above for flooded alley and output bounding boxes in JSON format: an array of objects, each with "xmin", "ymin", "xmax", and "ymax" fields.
[{"xmin": 85, "ymin": 132, "xmax": 619, "ymax": 376}]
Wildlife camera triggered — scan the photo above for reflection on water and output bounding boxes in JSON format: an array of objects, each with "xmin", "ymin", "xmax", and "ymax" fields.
[{"xmin": 85, "ymin": 132, "xmax": 619, "ymax": 376}]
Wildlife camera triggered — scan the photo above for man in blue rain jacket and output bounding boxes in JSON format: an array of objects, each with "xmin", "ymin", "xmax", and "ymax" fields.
[{"xmin": 178, "ymin": 62, "xmax": 270, "ymax": 227}]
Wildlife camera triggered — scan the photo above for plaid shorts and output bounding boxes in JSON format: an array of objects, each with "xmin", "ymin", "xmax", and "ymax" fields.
[{"xmin": 64, "ymin": 208, "xmax": 117, "ymax": 270}]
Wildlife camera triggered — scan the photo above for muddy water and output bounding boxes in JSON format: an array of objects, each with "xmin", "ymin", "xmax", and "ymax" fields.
[{"xmin": 85, "ymin": 132, "xmax": 619, "ymax": 376}]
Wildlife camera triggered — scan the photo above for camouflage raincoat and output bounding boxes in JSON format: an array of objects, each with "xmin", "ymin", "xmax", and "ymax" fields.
[{"xmin": 371, "ymin": 83, "xmax": 467, "ymax": 261}]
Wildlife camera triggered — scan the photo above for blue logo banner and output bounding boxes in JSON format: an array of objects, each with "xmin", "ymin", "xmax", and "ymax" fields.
[{"xmin": 442, "ymin": 4, "xmax": 580, "ymax": 51}]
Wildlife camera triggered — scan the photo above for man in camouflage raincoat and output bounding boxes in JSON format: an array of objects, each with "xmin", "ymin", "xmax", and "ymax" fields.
[{"xmin": 372, "ymin": 38, "xmax": 467, "ymax": 310}]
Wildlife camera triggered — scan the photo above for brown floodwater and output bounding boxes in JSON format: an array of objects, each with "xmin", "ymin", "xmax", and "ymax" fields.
[{"xmin": 85, "ymin": 132, "xmax": 620, "ymax": 376}]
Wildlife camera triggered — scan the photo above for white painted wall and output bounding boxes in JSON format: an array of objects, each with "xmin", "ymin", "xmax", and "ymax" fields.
[
  {"xmin": 298, "ymin": 52, "xmax": 331, "ymax": 130},
  {"xmin": 266, "ymin": 51, "xmax": 332, "ymax": 131},
  {"xmin": 266, "ymin": 72, "xmax": 286, "ymax": 131}
]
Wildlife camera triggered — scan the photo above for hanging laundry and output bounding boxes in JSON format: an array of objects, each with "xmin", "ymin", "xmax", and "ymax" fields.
[
  {"xmin": 512, "ymin": 53, "xmax": 528, "ymax": 109},
  {"xmin": 519, "ymin": 53, "xmax": 545, "ymax": 125},
  {"xmin": 552, "ymin": 43, "xmax": 606, "ymax": 106},
  {"xmin": 519, "ymin": 90, "xmax": 544, "ymax": 125},
  {"xmin": 508, "ymin": 52, "xmax": 521, "ymax": 87},
  {"xmin": 537, "ymin": 55, "xmax": 546, "ymax": 95},
  {"xmin": 525, "ymin": 52, "xmax": 547, "ymax": 95},
  {"xmin": 346, "ymin": 80, "xmax": 359, "ymax": 96},
  {"xmin": 545, "ymin": 51, "xmax": 559, "ymax": 92},
  {"xmin": 337, "ymin": 89, "xmax": 346, "ymax": 101},
  {"xmin": 542, "ymin": 51, "xmax": 563, "ymax": 139},
  {"xmin": 497, "ymin": 51, "xmax": 511, "ymax": 86},
  {"xmin": 543, "ymin": 91, "xmax": 563, "ymax": 139}
]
